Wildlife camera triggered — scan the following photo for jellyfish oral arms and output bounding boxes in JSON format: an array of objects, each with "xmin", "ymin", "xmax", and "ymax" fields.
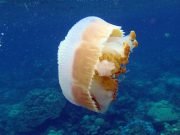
[{"xmin": 58, "ymin": 16, "xmax": 138, "ymax": 113}]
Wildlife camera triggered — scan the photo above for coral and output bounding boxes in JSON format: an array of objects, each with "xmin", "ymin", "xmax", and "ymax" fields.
[
  {"xmin": 120, "ymin": 119, "xmax": 156, "ymax": 135},
  {"xmin": 147, "ymin": 100, "xmax": 179, "ymax": 122},
  {"xmin": 7, "ymin": 104, "xmax": 23, "ymax": 118},
  {"xmin": 94, "ymin": 118, "xmax": 105, "ymax": 126},
  {"xmin": 161, "ymin": 121, "xmax": 180, "ymax": 135},
  {"xmin": 78, "ymin": 115, "xmax": 105, "ymax": 135},
  {"xmin": 47, "ymin": 129, "xmax": 64, "ymax": 135},
  {"xmin": 160, "ymin": 73, "xmax": 180, "ymax": 88},
  {"xmin": 149, "ymin": 83, "xmax": 167, "ymax": 99},
  {"xmin": 0, "ymin": 88, "xmax": 66, "ymax": 133},
  {"xmin": 104, "ymin": 129, "xmax": 120, "ymax": 135}
]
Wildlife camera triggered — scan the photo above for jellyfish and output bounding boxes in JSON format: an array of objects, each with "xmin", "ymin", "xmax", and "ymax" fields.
[{"xmin": 58, "ymin": 16, "xmax": 138, "ymax": 113}]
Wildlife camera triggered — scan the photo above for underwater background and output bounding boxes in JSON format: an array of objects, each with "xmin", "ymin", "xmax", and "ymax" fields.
[{"xmin": 0, "ymin": 0, "xmax": 179, "ymax": 135}]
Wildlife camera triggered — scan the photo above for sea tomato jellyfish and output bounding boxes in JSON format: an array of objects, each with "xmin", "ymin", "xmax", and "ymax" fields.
[{"xmin": 58, "ymin": 16, "xmax": 138, "ymax": 113}]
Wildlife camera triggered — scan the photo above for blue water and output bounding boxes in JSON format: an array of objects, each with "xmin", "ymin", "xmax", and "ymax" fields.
[{"xmin": 0, "ymin": 1, "xmax": 179, "ymax": 135}]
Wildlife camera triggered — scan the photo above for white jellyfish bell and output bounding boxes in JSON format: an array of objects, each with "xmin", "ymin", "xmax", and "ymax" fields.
[{"xmin": 58, "ymin": 16, "xmax": 138, "ymax": 113}]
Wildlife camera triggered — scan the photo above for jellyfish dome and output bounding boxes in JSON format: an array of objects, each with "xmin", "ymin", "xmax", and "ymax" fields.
[{"xmin": 58, "ymin": 16, "xmax": 138, "ymax": 113}]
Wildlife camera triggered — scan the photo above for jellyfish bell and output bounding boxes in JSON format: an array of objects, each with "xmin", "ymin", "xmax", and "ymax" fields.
[{"xmin": 58, "ymin": 16, "xmax": 138, "ymax": 113}]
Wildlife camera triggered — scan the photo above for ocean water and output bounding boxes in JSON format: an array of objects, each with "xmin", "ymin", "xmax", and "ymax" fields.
[{"xmin": 0, "ymin": 0, "xmax": 179, "ymax": 135}]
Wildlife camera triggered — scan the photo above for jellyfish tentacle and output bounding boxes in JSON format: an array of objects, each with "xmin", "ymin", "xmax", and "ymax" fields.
[{"xmin": 90, "ymin": 30, "xmax": 138, "ymax": 111}]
